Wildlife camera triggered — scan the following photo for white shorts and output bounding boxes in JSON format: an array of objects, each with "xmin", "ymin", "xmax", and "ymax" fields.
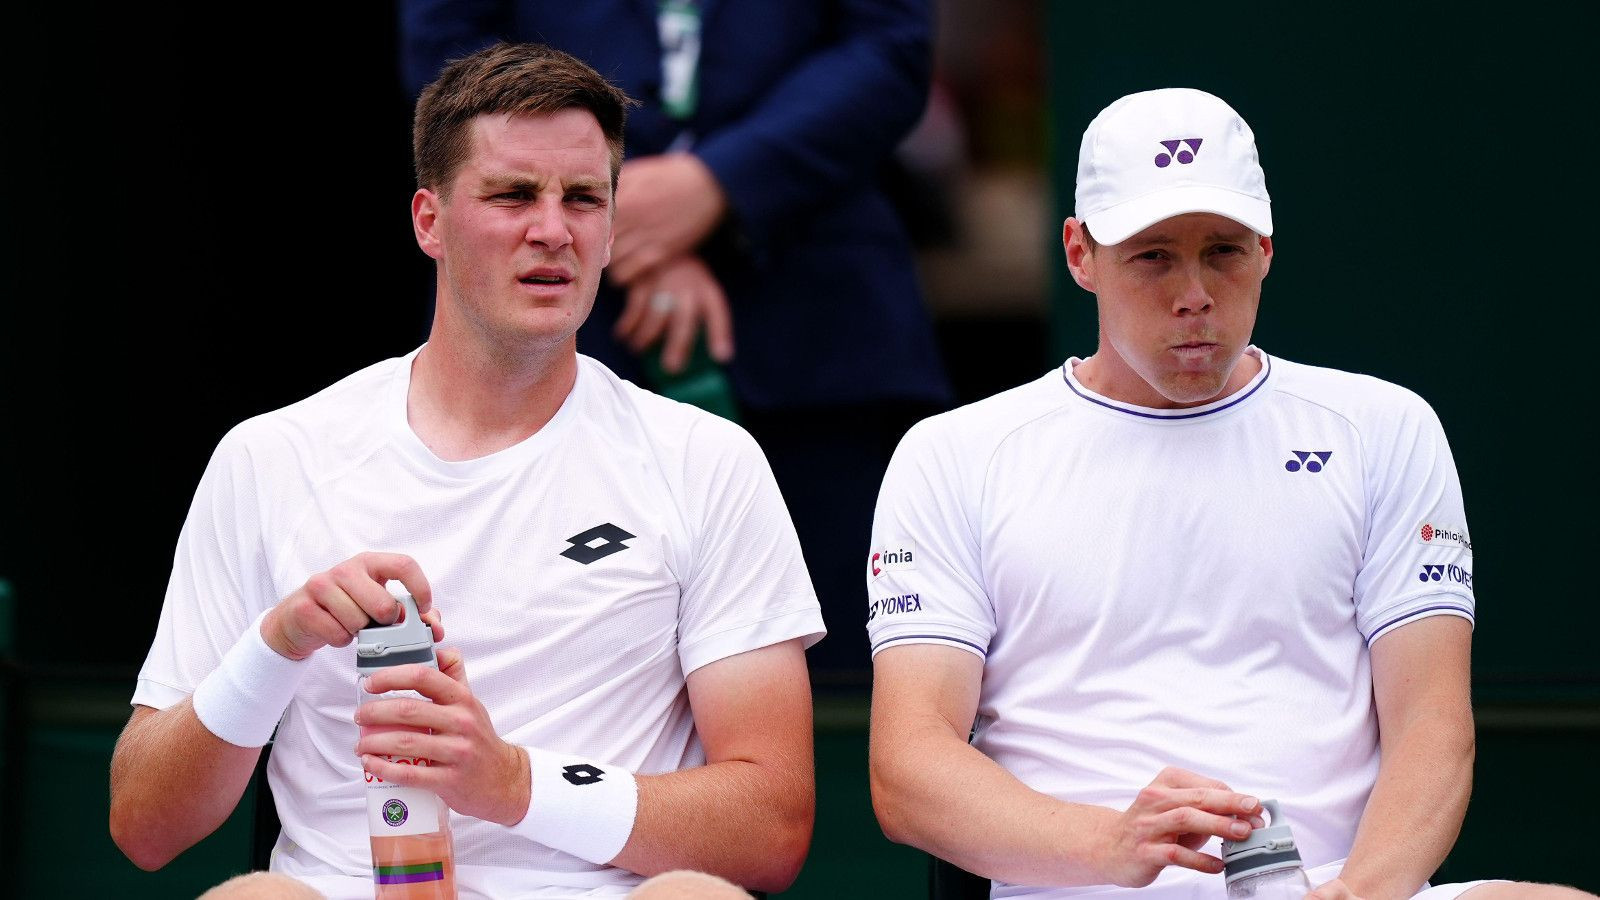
[
  {"xmin": 1305, "ymin": 862, "xmax": 1503, "ymax": 899},
  {"xmin": 1416, "ymin": 881, "xmax": 1504, "ymax": 900}
]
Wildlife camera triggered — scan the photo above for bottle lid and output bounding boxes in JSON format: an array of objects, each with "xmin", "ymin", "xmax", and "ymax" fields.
[
  {"xmin": 355, "ymin": 582, "xmax": 437, "ymax": 672},
  {"xmin": 1221, "ymin": 799, "xmax": 1304, "ymax": 885}
]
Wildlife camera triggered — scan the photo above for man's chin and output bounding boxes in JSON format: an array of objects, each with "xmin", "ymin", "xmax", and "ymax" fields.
[{"xmin": 1154, "ymin": 372, "xmax": 1232, "ymax": 408}]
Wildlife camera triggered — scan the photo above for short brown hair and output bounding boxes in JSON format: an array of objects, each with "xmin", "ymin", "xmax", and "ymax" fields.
[{"xmin": 413, "ymin": 42, "xmax": 635, "ymax": 197}]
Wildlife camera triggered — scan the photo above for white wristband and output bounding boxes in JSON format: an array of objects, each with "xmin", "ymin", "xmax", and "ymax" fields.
[
  {"xmin": 514, "ymin": 747, "xmax": 639, "ymax": 865},
  {"xmin": 191, "ymin": 610, "xmax": 310, "ymax": 747}
]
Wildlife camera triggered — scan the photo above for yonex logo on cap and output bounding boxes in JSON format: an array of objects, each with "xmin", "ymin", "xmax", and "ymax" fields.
[
  {"xmin": 560, "ymin": 523, "xmax": 636, "ymax": 565},
  {"xmin": 1155, "ymin": 138, "xmax": 1203, "ymax": 168},
  {"xmin": 1284, "ymin": 450, "xmax": 1332, "ymax": 473},
  {"xmin": 1074, "ymin": 89, "xmax": 1272, "ymax": 246}
]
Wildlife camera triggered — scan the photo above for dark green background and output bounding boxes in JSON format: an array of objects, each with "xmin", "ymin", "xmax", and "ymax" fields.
[
  {"xmin": 1043, "ymin": 5, "xmax": 1598, "ymax": 892},
  {"xmin": 1046, "ymin": 6, "xmax": 1599, "ymax": 694}
]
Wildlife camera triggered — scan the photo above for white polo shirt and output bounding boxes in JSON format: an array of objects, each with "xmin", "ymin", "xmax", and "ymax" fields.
[
  {"xmin": 867, "ymin": 348, "xmax": 1474, "ymax": 899},
  {"xmin": 134, "ymin": 350, "xmax": 825, "ymax": 899}
]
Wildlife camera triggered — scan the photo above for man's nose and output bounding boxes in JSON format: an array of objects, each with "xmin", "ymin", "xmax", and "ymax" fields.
[
  {"xmin": 1173, "ymin": 266, "xmax": 1214, "ymax": 315},
  {"xmin": 524, "ymin": 199, "xmax": 572, "ymax": 249}
]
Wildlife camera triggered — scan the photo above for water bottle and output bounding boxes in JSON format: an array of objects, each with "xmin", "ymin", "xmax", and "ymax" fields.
[
  {"xmin": 642, "ymin": 337, "xmax": 740, "ymax": 423},
  {"xmin": 1221, "ymin": 799, "xmax": 1313, "ymax": 899},
  {"xmin": 357, "ymin": 587, "xmax": 456, "ymax": 899}
]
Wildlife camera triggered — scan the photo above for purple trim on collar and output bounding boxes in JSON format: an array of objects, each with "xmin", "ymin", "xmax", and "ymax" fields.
[{"xmin": 1060, "ymin": 353, "xmax": 1272, "ymax": 421}]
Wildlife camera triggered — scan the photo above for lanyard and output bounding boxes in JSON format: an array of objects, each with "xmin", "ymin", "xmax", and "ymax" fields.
[{"xmin": 657, "ymin": 0, "xmax": 702, "ymax": 122}]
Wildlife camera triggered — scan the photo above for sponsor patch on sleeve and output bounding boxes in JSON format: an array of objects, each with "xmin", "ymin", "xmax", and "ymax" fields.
[
  {"xmin": 868, "ymin": 541, "xmax": 918, "ymax": 579},
  {"xmin": 1417, "ymin": 563, "xmax": 1473, "ymax": 591},
  {"xmin": 866, "ymin": 593, "xmax": 924, "ymax": 623},
  {"xmin": 1416, "ymin": 521, "xmax": 1472, "ymax": 552}
]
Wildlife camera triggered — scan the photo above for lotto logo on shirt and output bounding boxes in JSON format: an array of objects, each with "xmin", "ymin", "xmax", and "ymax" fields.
[
  {"xmin": 869, "ymin": 542, "xmax": 918, "ymax": 579},
  {"xmin": 1417, "ymin": 521, "xmax": 1472, "ymax": 552},
  {"xmin": 866, "ymin": 593, "xmax": 923, "ymax": 623}
]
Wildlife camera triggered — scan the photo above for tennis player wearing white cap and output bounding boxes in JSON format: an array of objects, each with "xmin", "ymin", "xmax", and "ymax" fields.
[{"xmin": 866, "ymin": 89, "xmax": 1590, "ymax": 900}]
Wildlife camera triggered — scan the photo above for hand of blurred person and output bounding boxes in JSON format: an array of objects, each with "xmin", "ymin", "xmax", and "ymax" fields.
[
  {"xmin": 608, "ymin": 153, "xmax": 728, "ymax": 285},
  {"xmin": 261, "ymin": 552, "xmax": 442, "ymax": 661},
  {"xmin": 615, "ymin": 253, "xmax": 735, "ymax": 374}
]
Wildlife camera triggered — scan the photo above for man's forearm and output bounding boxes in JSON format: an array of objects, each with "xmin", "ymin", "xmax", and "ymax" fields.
[
  {"xmin": 871, "ymin": 717, "xmax": 1116, "ymax": 887},
  {"xmin": 1338, "ymin": 707, "xmax": 1474, "ymax": 899},
  {"xmin": 607, "ymin": 756, "xmax": 814, "ymax": 893},
  {"xmin": 109, "ymin": 701, "xmax": 263, "ymax": 870}
]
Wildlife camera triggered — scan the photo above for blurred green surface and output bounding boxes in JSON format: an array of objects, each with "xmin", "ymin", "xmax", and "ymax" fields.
[
  {"xmin": 1435, "ymin": 721, "xmax": 1598, "ymax": 890},
  {"xmin": 8, "ymin": 684, "xmax": 1595, "ymax": 897},
  {"xmin": 13, "ymin": 680, "xmax": 259, "ymax": 899}
]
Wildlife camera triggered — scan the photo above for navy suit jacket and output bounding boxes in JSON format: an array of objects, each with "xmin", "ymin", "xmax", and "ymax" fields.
[{"xmin": 400, "ymin": 0, "xmax": 952, "ymax": 410}]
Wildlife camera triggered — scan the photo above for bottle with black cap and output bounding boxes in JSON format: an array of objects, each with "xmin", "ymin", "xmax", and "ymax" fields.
[
  {"xmin": 1221, "ymin": 799, "xmax": 1313, "ymax": 899},
  {"xmin": 357, "ymin": 583, "xmax": 456, "ymax": 898}
]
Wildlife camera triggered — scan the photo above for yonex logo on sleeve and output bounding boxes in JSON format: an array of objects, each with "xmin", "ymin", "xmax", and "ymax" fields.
[
  {"xmin": 1418, "ymin": 563, "xmax": 1473, "ymax": 589},
  {"xmin": 866, "ymin": 593, "xmax": 923, "ymax": 623},
  {"xmin": 561, "ymin": 764, "xmax": 606, "ymax": 786},
  {"xmin": 1284, "ymin": 450, "xmax": 1332, "ymax": 473},
  {"xmin": 560, "ymin": 523, "xmax": 636, "ymax": 564},
  {"xmin": 1155, "ymin": 138, "xmax": 1203, "ymax": 167}
]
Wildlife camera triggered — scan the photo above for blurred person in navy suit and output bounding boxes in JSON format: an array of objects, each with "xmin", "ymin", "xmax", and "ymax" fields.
[{"xmin": 401, "ymin": 0, "xmax": 954, "ymax": 680}]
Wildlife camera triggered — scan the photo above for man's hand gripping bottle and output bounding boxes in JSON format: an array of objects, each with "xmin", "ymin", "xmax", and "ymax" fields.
[
  {"xmin": 1222, "ymin": 799, "xmax": 1314, "ymax": 899},
  {"xmin": 357, "ymin": 588, "xmax": 456, "ymax": 899}
]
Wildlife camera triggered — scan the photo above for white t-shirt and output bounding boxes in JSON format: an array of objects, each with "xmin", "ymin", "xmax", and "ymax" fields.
[
  {"xmin": 867, "ymin": 349, "xmax": 1474, "ymax": 899},
  {"xmin": 134, "ymin": 350, "xmax": 825, "ymax": 899}
]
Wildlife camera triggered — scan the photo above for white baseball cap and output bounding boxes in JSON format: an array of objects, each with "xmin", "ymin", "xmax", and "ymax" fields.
[{"xmin": 1075, "ymin": 88, "xmax": 1272, "ymax": 246}]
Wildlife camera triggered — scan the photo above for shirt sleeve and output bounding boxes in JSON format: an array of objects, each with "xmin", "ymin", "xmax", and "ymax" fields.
[
  {"xmin": 675, "ymin": 415, "xmax": 824, "ymax": 676},
  {"xmin": 132, "ymin": 424, "xmax": 280, "ymax": 709},
  {"xmin": 865, "ymin": 418, "xmax": 995, "ymax": 660},
  {"xmin": 1353, "ymin": 389, "xmax": 1475, "ymax": 644}
]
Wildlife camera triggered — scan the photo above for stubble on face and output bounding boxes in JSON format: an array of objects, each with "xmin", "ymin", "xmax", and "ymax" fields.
[
  {"xmin": 428, "ymin": 111, "xmax": 615, "ymax": 364},
  {"xmin": 1076, "ymin": 213, "xmax": 1270, "ymax": 409}
]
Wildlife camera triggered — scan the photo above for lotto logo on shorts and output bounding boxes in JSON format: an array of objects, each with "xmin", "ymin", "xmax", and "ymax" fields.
[
  {"xmin": 1418, "ymin": 564, "xmax": 1473, "ymax": 589},
  {"xmin": 1155, "ymin": 138, "xmax": 1203, "ymax": 167},
  {"xmin": 869, "ymin": 542, "xmax": 918, "ymax": 578},
  {"xmin": 867, "ymin": 593, "xmax": 923, "ymax": 623},
  {"xmin": 1284, "ymin": 450, "xmax": 1332, "ymax": 473},
  {"xmin": 1417, "ymin": 521, "xmax": 1472, "ymax": 551}
]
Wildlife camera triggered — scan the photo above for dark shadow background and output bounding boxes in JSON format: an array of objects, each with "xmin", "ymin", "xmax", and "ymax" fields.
[{"xmin": 8, "ymin": 8, "xmax": 431, "ymax": 665}]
